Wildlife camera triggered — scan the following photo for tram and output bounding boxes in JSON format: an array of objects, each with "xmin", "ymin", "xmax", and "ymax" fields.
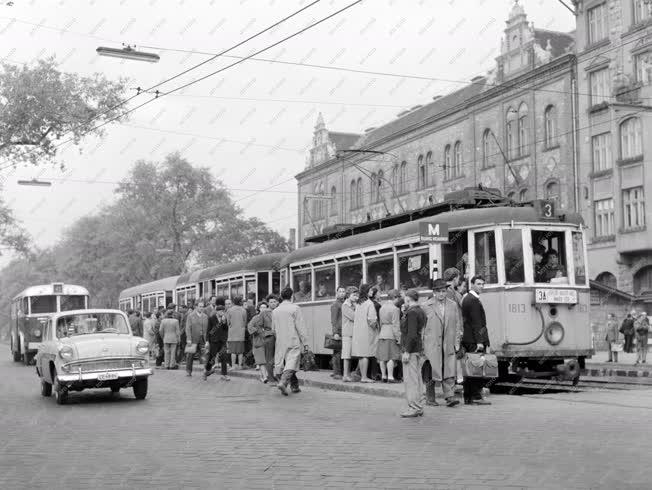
[
  {"xmin": 10, "ymin": 283, "xmax": 90, "ymax": 365},
  {"xmin": 118, "ymin": 275, "xmax": 178, "ymax": 313},
  {"xmin": 281, "ymin": 194, "xmax": 592, "ymax": 382}
]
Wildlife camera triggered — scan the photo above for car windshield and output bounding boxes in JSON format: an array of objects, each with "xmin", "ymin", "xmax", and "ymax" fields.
[{"xmin": 56, "ymin": 313, "xmax": 129, "ymax": 338}]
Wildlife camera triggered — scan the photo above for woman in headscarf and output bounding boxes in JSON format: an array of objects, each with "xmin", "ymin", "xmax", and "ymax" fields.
[{"xmin": 351, "ymin": 283, "xmax": 379, "ymax": 383}]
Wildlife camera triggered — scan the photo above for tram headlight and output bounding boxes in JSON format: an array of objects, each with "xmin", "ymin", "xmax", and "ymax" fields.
[{"xmin": 545, "ymin": 322, "xmax": 564, "ymax": 346}]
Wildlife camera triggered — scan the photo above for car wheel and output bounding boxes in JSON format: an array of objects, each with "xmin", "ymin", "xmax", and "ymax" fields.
[
  {"xmin": 12, "ymin": 340, "xmax": 21, "ymax": 362},
  {"xmin": 132, "ymin": 378, "xmax": 148, "ymax": 400},
  {"xmin": 41, "ymin": 379, "xmax": 52, "ymax": 397},
  {"xmin": 53, "ymin": 374, "xmax": 68, "ymax": 405}
]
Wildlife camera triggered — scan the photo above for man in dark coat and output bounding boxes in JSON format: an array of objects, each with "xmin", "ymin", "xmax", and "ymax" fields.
[
  {"xmin": 460, "ymin": 275, "xmax": 491, "ymax": 406},
  {"xmin": 620, "ymin": 311, "xmax": 636, "ymax": 353},
  {"xmin": 330, "ymin": 286, "xmax": 346, "ymax": 379},
  {"xmin": 399, "ymin": 289, "xmax": 427, "ymax": 418},
  {"xmin": 203, "ymin": 297, "xmax": 230, "ymax": 381}
]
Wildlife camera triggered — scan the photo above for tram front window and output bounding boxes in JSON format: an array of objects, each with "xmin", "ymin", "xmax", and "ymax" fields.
[
  {"xmin": 503, "ymin": 229, "xmax": 525, "ymax": 283},
  {"xmin": 442, "ymin": 230, "xmax": 469, "ymax": 278},
  {"xmin": 292, "ymin": 270, "xmax": 311, "ymax": 302},
  {"xmin": 367, "ymin": 256, "xmax": 394, "ymax": 293},
  {"xmin": 532, "ymin": 230, "xmax": 568, "ymax": 284},
  {"xmin": 474, "ymin": 231, "xmax": 498, "ymax": 284},
  {"xmin": 398, "ymin": 250, "xmax": 429, "ymax": 290}
]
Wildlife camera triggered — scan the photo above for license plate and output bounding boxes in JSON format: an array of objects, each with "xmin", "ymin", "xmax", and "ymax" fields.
[
  {"xmin": 535, "ymin": 288, "xmax": 578, "ymax": 304},
  {"xmin": 97, "ymin": 372, "xmax": 119, "ymax": 381}
]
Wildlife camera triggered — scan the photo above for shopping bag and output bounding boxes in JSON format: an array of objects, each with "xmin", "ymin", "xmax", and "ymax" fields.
[
  {"xmin": 323, "ymin": 334, "xmax": 342, "ymax": 350},
  {"xmin": 184, "ymin": 343, "xmax": 197, "ymax": 355},
  {"xmin": 610, "ymin": 341, "xmax": 624, "ymax": 352}
]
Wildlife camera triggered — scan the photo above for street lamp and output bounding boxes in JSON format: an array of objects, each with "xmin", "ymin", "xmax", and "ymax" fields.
[
  {"xmin": 17, "ymin": 179, "xmax": 52, "ymax": 187},
  {"xmin": 96, "ymin": 45, "xmax": 160, "ymax": 63}
]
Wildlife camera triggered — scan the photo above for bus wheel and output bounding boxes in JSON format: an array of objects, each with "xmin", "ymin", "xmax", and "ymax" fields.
[{"xmin": 41, "ymin": 379, "xmax": 52, "ymax": 397}]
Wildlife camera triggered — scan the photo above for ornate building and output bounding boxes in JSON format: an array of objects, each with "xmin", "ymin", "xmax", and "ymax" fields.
[
  {"xmin": 296, "ymin": 3, "xmax": 576, "ymax": 246},
  {"xmin": 573, "ymin": 0, "xmax": 652, "ymax": 310}
]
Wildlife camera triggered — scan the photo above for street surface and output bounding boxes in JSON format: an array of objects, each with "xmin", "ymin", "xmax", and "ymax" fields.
[{"xmin": 1, "ymin": 358, "xmax": 651, "ymax": 490}]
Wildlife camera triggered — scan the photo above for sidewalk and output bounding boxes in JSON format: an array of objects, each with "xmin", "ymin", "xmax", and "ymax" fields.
[{"xmin": 584, "ymin": 350, "xmax": 651, "ymax": 378}]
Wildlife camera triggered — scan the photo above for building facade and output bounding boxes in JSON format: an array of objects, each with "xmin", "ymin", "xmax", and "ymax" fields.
[
  {"xmin": 574, "ymin": 0, "xmax": 652, "ymax": 315},
  {"xmin": 297, "ymin": 3, "xmax": 577, "ymax": 250}
]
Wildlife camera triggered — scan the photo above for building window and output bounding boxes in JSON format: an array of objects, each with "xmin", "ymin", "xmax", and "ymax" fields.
[
  {"xmin": 545, "ymin": 181, "xmax": 560, "ymax": 207},
  {"xmin": 425, "ymin": 151, "xmax": 434, "ymax": 187},
  {"xmin": 350, "ymin": 179, "xmax": 356, "ymax": 210},
  {"xmin": 443, "ymin": 145, "xmax": 451, "ymax": 180},
  {"xmin": 482, "ymin": 129, "xmax": 491, "ymax": 168},
  {"xmin": 596, "ymin": 271, "xmax": 617, "ymax": 289},
  {"xmin": 519, "ymin": 188, "xmax": 529, "ymax": 202},
  {"xmin": 544, "ymin": 105, "xmax": 556, "ymax": 148},
  {"xmin": 594, "ymin": 198, "xmax": 615, "ymax": 237},
  {"xmin": 399, "ymin": 161, "xmax": 407, "ymax": 194},
  {"xmin": 589, "ymin": 68, "xmax": 610, "ymax": 106},
  {"xmin": 356, "ymin": 178, "xmax": 363, "ymax": 209},
  {"xmin": 633, "ymin": 0, "xmax": 651, "ymax": 25},
  {"xmin": 623, "ymin": 187, "xmax": 645, "ymax": 229},
  {"xmin": 620, "ymin": 117, "xmax": 642, "ymax": 159},
  {"xmin": 453, "ymin": 141, "xmax": 462, "ymax": 179},
  {"xmin": 634, "ymin": 266, "xmax": 652, "ymax": 295},
  {"xmin": 417, "ymin": 154, "xmax": 426, "ymax": 189},
  {"xmin": 506, "ymin": 107, "xmax": 516, "ymax": 159},
  {"xmin": 518, "ymin": 103, "xmax": 529, "ymax": 156},
  {"xmin": 634, "ymin": 52, "xmax": 652, "ymax": 84},
  {"xmin": 391, "ymin": 164, "xmax": 398, "ymax": 195},
  {"xmin": 318, "ymin": 182, "xmax": 325, "ymax": 218},
  {"xmin": 587, "ymin": 3, "xmax": 608, "ymax": 44},
  {"xmin": 376, "ymin": 170, "xmax": 384, "ymax": 203},
  {"xmin": 592, "ymin": 132, "xmax": 612, "ymax": 171},
  {"xmin": 330, "ymin": 186, "xmax": 337, "ymax": 216},
  {"xmin": 370, "ymin": 173, "xmax": 378, "ymax": 203}
]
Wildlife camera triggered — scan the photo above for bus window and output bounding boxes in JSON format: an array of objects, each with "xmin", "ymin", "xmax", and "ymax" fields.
[
  {"xmin": 21, "ymin": 297, "xmax": 29, "ymax": 315},
  {"xmin": 366, "ymin": 256, "xmax": 394, "ymax": 293},
  {"xmin": 398, "ymin": 250, "xmax": 429, "ymax": 290},
  {"xmin": 30, "ymin": 295, "xmax": 57, "ymax": 314},
  {"xmin": 474, "ymin": 231, "xmax": 498, "ymax": 284},
  {"xmin": 503, "ymin": 229, "xmax": 525, "ymax": 283},
  {"xmin": 339, "ymin": 261, "xmax": 362, "ymax": 289},
  {"xmin": 60, "ymin": 295, "xmax": 86, "ymax": 312},
  {"xmin": 572, "ymin": 232, "xmax": 587, "ymax": 285},
  {"xmin": 532, "ymin": 230, "xmax": 568, "ymax": 284},
  {"xmin": 314, "ymin": 266, "xmax": 335, "ymax": 300},
  {"xmin": 292, "ymin": 270, "xmax": 312, "ymax": 302},
  {"xmin": 442, "ymin": 230, "xmax": 469, "ymax": 278}
]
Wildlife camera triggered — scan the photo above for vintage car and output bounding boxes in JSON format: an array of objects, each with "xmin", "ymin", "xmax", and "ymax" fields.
[{"xmin": 35, "ymin": 309, "xmax": 153, "ymax": 404}]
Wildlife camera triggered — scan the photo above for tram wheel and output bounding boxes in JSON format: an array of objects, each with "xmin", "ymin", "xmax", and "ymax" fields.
[{"xmin": 572, "ymin": 375, "xmax": 580, "ymax": 387}]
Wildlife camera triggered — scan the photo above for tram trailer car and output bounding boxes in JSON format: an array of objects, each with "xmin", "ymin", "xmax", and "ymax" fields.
[
  {"xmin": 281, "ymin": 205, "xmax": 592, "ymax": 383},
  {"xmin": 10, "ymin": 283, "xmax": 89, "ymax": 365},
  {"xmin": 118, "ymin": 276, "xmax": 178, "ymax": 314}
]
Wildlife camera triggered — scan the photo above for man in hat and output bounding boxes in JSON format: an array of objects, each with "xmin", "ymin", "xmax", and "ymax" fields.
[
  {"xmin": 399, "ymin": 289, "xmax": 427, "ymax": 418},
  {"xmin": 422, "ymin": 278, "xmax": 462, "ymax": 407},
  {"xmin": 443, "ymin": 268, "xmax": 463, "ymax": 308}
]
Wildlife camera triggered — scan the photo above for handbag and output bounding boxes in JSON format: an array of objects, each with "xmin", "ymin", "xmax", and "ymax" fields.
[
  {"xmin": 324, "ymin": 333, "xmax": 342, "ymax": 350},
  {"xmin": 462, "ymin": 352, "xmax": 498, "ymax": 378},
  {"xmin": 184, "ymin": 343, "xmax": 197, "ymax": 355},
  {"xmin": 293, "ymin": 320, "xmax": 316, "ymax": 371},
  {"xmin": 610, "ymin": 341, "xmax": 624, "ymax": 352}
]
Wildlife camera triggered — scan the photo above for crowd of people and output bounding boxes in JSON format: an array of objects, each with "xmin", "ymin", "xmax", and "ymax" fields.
[
  {"xmin": 125, "ymin": 265, "xmax": 494, "ymax": 417},
  {"xmin": 604, "ymin": 310, "xmax": 650, "ymax": 364}
]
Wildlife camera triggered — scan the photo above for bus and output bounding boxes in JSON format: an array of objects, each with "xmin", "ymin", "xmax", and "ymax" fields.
[
  {"xmin": 10, "ymin": 283, "xmax": 89, "ymax": 365},
  {"xmin": 281, "ymin": 198, "xmax": 591, "ymax": 383},
  {"xmin": 118, "ymin": 276, "xmax": 178, "ymax": 314}
]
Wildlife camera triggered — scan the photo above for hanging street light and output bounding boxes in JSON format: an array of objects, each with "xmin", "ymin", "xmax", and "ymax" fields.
[
  {"xmin": 17, "ymin": 179, "xmax": 52, "ymax": 187},
  {"xmin": 96, "ymin": 45, "xmax": 160, "ymax": 63}
]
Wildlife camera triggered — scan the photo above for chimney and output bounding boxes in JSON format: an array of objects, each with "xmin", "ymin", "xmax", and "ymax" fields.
[{"xmin": 288, "ymin": 228, "xmax": 296, "ymax": 251}]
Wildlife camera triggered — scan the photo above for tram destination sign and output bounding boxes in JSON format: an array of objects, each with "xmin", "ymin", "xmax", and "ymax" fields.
[
  {"xmin": 419, "ymin": 222, "xmax": 449, "ymax": 243},
  {"xmin": 535, "ymin": 288, "xmax": 578, "ymax": 304}
]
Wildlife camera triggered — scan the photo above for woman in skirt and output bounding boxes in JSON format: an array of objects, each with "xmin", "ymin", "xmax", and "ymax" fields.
[
  {"xmin": 226, "ymin": 296, "xmax": 248, "ymax": 369},
  {"xmin": 247, "ymin": 301, "xmax": 273, "ymax": 382},
  {"xmin": 376, "ymin": 289, "xmax": 401, "ymax": 382}
]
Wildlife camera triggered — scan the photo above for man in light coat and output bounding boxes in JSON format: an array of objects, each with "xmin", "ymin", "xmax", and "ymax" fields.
[
  {"xmin": 272, "ymin": 287, "xmax": 308, "ymax": 396},
  {"xmin": 185, "ymin": 302, "xmax": 208, "ymax": 376},
  {"xmin": 422, "ymin": 279, "xmax": 462, "ymax": 407},
  {"xmin": 605, "ymin": 313, "xmax": 620, "ymax": 363}
]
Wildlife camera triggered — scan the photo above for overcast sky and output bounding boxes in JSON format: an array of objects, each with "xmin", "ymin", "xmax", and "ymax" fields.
[{"xmin": 0, "ymin": 0, "xmax": 575, "ymax": 266}]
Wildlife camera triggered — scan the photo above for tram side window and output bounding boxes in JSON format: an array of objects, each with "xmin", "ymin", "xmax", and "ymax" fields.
[
  {"xmin": 292, "ymin": 270, "xmax": 312, "ymax": 302},
  {"xmin": 339, "ymin": 261, "xmax": 363, "ymax": 289},
  {"xmin": 314, "ymin": 266, "xmax": 336, "ymax": 299},
  {"xmin": 30, "ymin": 295, "xmax": 57, "ymax": 314},
  {"xmin": 398, "ymin": 250, "xmax": 430, "ymax": 290},
  {"xmin": 572, "ymin": 232, "xmax": 586, "ymax": 285},
  {"xmin": 532, "ymin": 230, "xmax": 568, "ymax": 283},
  {"xmin": 474, "ymin": 231, "xmax": 498, "ymax": 284},
  {"xmin": 442, "ymin": 230, "xmax": 469, "ymax": 278},
  {"xmin": 367, "ymin": 256, "xmax": 394, "ymax": 293},
  {"xmin": 503, "ymin": 229, "xmax": 525, "ymax": 283},
  {"xmin": 246, "ymin": 279, "xmax": 256, "ymax": 298},
  {"xmin": 257, "ymin": 272, "xmax": 270, "ymax": 301},
  {"xmin": 271, "ymin": 272, "xmax": 280, "ymax": 295},
  {"xmin": 230, "ymin": 282, "xmax": 243, "ymax": 300}
]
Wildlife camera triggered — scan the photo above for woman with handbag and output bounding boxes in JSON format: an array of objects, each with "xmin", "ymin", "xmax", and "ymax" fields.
[
  {"xmin": 351, "ymin": 283, "xmax": 379, "ymax": 383},
  {"xmin": 247, "ymin": 301, "xmax": 272, "ymax": 383},
  {"xmin": 605, "ymin": 313, "xmax": 621, "ymax": 363}
]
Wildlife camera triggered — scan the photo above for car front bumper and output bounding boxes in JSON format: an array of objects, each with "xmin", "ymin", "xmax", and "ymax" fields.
[{"xmin": 57, "ymin": 367, "xmax": 153, "ymax": 383}]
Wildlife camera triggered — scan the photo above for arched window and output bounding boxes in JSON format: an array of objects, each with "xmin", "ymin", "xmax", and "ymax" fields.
[
  {"xmin": 425, "ymin": 151, "xmax": 434, "ymax": 186},
  {"xmin": 545, "ymin": 180, "xmax": 560, "ymax": 206},
  {"xmin": 377, "ymin": 170, "xmax": 384, "ymax": 203},
  {"xmin": 350, "ymin": 179, "xmax": 357, "ymax": 210},
  {"xmin": 356, "ymin": 178, "xmax": 363, "ymax": 209},
  {"xmin": 620, "ymin": 117, "xmax": 642, "ymax": 159},
  {"xmin": 370, "ymin": 173, "xmax": 378, "ymax": 203},
  {"xmin": 506, "ymin": 107, "xmax": 517, "ymax": 159},
  {"xmin": 519, "ymin": 188, "xmax": 529, "ymax": 202},
  {"xmin": 399, "ymin": 161, "xmax": 407, "ymax": 193},
  {"xmin": 518, "ymin": 103, "xmax": 529, "ymax": 156},
  {"xmin": 330, "ymin": 186, "xmax": 337, "ymax": 216},
  {"xmin": 391, "ymin": 164, "xmax": 399, "ymax": 195},
  {"xmin": 453, "ymin": 141, "xmax": 462, "ymax": 178},
  {"xmin": 417, "ymin": 154, "xmax": 426, "ymax": 189},
  {"xmin": 634, "ymin": 266, "xmax": 652, "ymax": 295},
  {"xmin": 318, "ymin": 182, "xmax": 325, "ymax": 218},
  {"xmin": 544, "ymin": 105, "xmax": 556, "ymax": 148},
  {"xmin": 596, "ymin": 271, "xmax": 617, "ymax": 289},
  {"xmin": 482, "ymin": 129, "xmax": 492, "ymax": 168},
  {"xmin": 444, "ymin": 145, "xmax": 451, "ymax": 180},
  {"xmin": 312, "ymin": 184, "xmax": 319, "ymax": 219}
]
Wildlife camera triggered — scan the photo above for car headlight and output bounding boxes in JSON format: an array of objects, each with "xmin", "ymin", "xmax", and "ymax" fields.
[
  {"xmin": 59, "ymin": 345, "xmax": 74, "ymax": 360},
  {"xmin": 136, "ymin": 341, "xmax": 149, "ymax": 355},
  {"xmin": 545, "ymin": 322, "xmax": 564, "ymax": 346},
  {"xmin": 33, "ymin": 329, "xmax": 41, "ymax": 337}
]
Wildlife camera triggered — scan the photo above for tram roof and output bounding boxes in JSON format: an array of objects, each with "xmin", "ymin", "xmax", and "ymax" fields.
[
  {"xmin": 282, "ymin": 206, "xmax": 583, "ymax": 267},
  {"xmin": 119, "ymin": 276, "xmax": 179, "ymax": 300},
  {"xmin": 13, "ymin": 284, "xmax": 89, "ymax": 301},
  {"xmin": 176, "ymin": 253, "xmax": 287, "ymax": 286}
]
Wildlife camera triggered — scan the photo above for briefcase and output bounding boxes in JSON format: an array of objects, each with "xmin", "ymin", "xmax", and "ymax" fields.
[
  {"xmin": 324, "ymin": 333, "xmax": 342, "ymax": 350},
  {"xmin": 462, "ymin": 353, "xmax": 499, "ymax": 378},
  {"xmin": 610, "ymin": 341, "xmax": 624, "ymax": 352},
  {"xmin": 184, "ymin": 343, "xmax": 197, "ymax": 355}
]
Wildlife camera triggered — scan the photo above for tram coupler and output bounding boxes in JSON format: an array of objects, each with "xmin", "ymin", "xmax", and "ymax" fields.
[{"xmin": 555, "ymin": 358, "xmax": 581, "ymax": 382}]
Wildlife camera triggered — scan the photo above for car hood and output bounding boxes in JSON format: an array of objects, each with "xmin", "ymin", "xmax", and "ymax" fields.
[{"xmin": 60, "ymin": 334, "xmax": 136, "ymax": 359}]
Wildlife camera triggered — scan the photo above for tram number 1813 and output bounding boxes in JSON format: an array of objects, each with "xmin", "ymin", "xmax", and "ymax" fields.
[{"xmin": 508, "ymin": 303, "xmax": 526, "ymax": 314}]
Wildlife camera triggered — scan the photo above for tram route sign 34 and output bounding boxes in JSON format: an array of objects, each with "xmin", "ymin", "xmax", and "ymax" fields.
[{"xmin": 419, "ymin": 222, "xmax": 449, "ymax": 243}]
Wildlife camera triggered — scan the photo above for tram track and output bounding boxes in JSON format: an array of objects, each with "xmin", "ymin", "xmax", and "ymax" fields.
[{"xmin": 491, "ymin": 378, "xmax": 652, "ymax": 396}]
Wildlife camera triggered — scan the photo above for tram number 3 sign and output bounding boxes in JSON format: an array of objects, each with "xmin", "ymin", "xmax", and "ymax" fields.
[
  {"xmin": 535, "ymin": 288, "xmax": 578, "ymax": 304},
  {"xmin": 419, "ymin": 222, "xmax": 449, "ymax": 243}
]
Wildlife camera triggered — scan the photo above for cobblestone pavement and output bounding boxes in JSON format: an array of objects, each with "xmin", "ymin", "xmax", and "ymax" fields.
[{"xmin": 1, "ymin": 359, "xmax": 651, "ymax": 490}]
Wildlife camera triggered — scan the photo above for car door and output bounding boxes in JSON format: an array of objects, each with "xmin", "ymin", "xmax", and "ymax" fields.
[{"xmin": 38, "ymin": 320, "xmax": 53, "ymax": 383}]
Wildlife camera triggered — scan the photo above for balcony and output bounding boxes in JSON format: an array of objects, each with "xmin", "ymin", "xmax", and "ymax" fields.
[{"xmin": 614, "ymin": 82, "xmax": 642, "ymax": 104}]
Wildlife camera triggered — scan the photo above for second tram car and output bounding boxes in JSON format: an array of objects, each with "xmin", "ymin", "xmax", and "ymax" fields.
[{"xmin": 118, "ymin": 276, "xmax": 178, "ymax": 313}]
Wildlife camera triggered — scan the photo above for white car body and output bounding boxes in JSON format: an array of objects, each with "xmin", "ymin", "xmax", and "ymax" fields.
[{"xmin": 35, "ymin": 309, "xmax": 153, "ymax": 404}]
